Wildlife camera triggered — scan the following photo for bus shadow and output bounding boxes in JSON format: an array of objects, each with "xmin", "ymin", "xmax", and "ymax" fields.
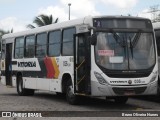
[
  {"xmin": 76, "ymin": 97, "xmax": 144, "ymax": 110},
  {"xmin": 133, "ymin": 95, "xmax": 160, "ymax": 103},
  {"xmin": 33, "ymin": 92, "xmax": 141, "ymax": 110},
  {"xmin": 34, "ymin": 91, "xmax": 66, "ymax": 102},
  {"xmin": 0, "ymin": 91, "xmax": 146, "ymax": 110},
  {"xmin": 0, "ymin": 93, "xmax": 18, "ymax": 96}
]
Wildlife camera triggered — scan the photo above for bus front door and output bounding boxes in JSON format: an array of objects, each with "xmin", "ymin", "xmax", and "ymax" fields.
[
  {"xmin": 5, "ymin": 43, "xmax": 12, "ymax": 86},
  {"xmin": 74, "ymin": 33, "xmax": 91, "ymax": 94}
]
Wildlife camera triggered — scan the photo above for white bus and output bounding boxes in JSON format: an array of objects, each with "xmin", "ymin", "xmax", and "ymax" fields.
[
  {"xmin": 153, "ymin": 22, "xmax": 160, "ymax": 95},
  {"xmin": 0, "ymin": 16, "xmax": 158, "ymax": 104}
]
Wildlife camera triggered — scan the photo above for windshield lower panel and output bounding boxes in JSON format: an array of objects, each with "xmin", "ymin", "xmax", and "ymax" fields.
[{"xmin": 95, "ymin": 32, "xmax": 156, "ymax": 71}]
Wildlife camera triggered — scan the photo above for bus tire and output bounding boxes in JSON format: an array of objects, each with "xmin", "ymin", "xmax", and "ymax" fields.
[
  {"xmin": 114, "ymin": 97, "xmax": 128, "ymax": 104},
  {"xmin": 157, "ymin": 78, "xmax": 160, "ymax": 96},
  {"xmin": 56, "ymin": 92, "xmax": 65, "ymax": 97},
  {"xmin": 17, "ymin": 76, "xmax": 34, "ymax": 96},
  {"xmin": 66, "ymin": 80, "xmax": 79, "ymax": 105}
]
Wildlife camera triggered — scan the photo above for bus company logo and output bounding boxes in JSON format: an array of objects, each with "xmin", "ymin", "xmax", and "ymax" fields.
[
  {"xmin": 128, "ymin": 80, "xmax": 132, "ymax": 85},
  {"xmin": 18, "ymin": 61, "xmax": 36, "ymax": 67},
  {"xmin": 110, "ymin": 81, "xmax": 128, "ymax": 84}
]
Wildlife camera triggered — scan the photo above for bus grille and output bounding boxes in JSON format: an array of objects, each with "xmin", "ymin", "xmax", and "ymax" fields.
[{"xmin": 112, "ymin": 87, "xmax": 147, "ymax": 95}]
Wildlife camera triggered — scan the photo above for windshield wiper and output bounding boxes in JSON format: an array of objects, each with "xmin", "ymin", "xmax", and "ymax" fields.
[
  {"xmin": 112, "ymin": 31, "xmax": 127, "ymax": 47},
  {"xmin": 129, "ymin": 31, "xmax": 141, "ymax": 58},
  {"xmin": 111, "ymin": 31, "xmax": 127, "ymax": 58},
  {"xmin": 129, "ymin": 37, "xmax": 134, "ymax": 58},
  {"xmin": 132, "ymin": 31, "xmax": 141, "ymax": 48}
]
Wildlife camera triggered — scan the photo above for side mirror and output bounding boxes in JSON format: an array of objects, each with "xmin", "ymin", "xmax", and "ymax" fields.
[{"xmin": 89, "ymin": 34, "xmax": 97, "ymax": 45}]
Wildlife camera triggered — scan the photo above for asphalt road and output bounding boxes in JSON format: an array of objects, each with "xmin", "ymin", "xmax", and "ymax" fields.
[{"xmin": 0, "ymin": 83, "xmax": 160, "ymax": 120}]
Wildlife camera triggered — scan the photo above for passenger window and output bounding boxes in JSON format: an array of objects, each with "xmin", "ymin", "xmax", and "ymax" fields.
[
  {"xmin": 15, "ymin": 37, "xmax": 24, "ymax": 58},
  {"xmin": 62, "ymin": 28, "xmax": 75, "ymax": 56},
  {"xmin": 36, "ymin": 33, "xmax": 47, "ymax": 57},
  {"xmin": 48, "ymin": 31, "xmax": 61, "ymax": 56},
  {"xmin": 25, "ymin": 35, "xmax": 35, "ymax": 57}
]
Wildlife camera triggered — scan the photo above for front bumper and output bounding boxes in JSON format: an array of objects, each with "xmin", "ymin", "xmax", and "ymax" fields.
[{"xmin": 91, "ymin": 80, "xmax": 157, "ymax": 96}]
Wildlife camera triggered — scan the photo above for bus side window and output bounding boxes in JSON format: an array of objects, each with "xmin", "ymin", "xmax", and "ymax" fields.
[
  {"xmin": 48, "ymin": 30, "xmax": 61, "ymax": 56},
  {"xmin": 15, "ymin": 37, "xmax": 24, "ymax": 59},
  {"xmin": 62, "ymin": 28, "xmax": 76, "ymax": 56},
  {"xmin": 36, "ymin": 33, "xmax": 47, "ymax": 57},
  {"xmin": 25, "ymin": 35, "xmax": 35, "ymax": 58}
]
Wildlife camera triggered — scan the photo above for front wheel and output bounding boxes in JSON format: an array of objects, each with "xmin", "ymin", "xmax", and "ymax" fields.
[
  {"xmin": 114, "ymin": 97, "xmax": 128, "ymax": 104},
  {"xmin": 157, "ymin": 79, "xmax": 160, "ymax": 97},
  {"xmin": 17, "ymin": 76, "xmax": 34, "ymax": 96},
  {"xmin": 66, "ymin": 81, "xmax": 79, "ymax": 105},
  {"xmin": 56, "ymin": 92, "xmax": 65, "ymax": 97}
]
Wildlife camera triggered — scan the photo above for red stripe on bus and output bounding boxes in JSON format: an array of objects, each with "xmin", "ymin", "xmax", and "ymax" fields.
[{"xmin": 44, "ymin": 57, "xmax": 55, "ymax": 78}]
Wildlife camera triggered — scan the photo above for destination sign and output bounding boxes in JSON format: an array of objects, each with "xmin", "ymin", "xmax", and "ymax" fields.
[{"xmin": 93, "ymin": 18, "xmax": 152, "ymax": 29}]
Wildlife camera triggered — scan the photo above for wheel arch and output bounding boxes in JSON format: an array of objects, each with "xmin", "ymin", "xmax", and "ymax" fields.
[
  {"xmin": 16, "ymin": 72, "xmax": 23, "ymax": 85},
  {"xmin": 61, "ymin": 73, "xmax": 73, "ymax": 93}
]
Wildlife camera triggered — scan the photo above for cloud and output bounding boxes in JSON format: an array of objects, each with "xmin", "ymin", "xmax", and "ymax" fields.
[
  {"xmin": 0, "ymin": 0, "xmax": 140, "ymax": 33},
  {"xmin": 38, "ymin": 0, "xmax": 100, "ymax": 22},
  {"xmin": 100, "ymin": 0, "xmax": 138, "ymax": 9},
  {"xmin": 38, "ymin": 0, "xmax": 139, "ymax": 22},
  {"xmin": 0, "ymin": 0, "xmax": 100, "ymax": 33},
  {"xmin": 38, "ymin": 6, "xmax": 73, "ymax": 22},
  {"xmin": 0, "ymin": 17, "xmax": 28, "ymax": 32},
  {"xmin": 60, "ymin": 0, "xmax": 100, "ymax": 17}
]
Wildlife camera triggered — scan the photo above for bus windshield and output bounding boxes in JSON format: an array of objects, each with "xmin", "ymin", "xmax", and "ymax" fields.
[{"xmin": 95, "ymin": 32, "xmax": 155, "ymax": 70}]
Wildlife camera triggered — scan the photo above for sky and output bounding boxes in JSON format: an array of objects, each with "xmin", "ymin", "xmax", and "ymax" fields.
[{"xmin": 0, "ymin": 0, "xmax": 160, "ymax": 32}]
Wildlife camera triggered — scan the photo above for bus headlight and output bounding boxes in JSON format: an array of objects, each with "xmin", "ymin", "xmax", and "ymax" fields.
[
  {"xmin": 150, "ymin": 71, "xmax": 158, "ymax": 83},
  {"xmin": 94, "ymin": 72, "xmax": 109, "ymax": 85}
]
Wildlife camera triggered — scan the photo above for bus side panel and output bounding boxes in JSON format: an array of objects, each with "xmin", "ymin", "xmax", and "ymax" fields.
[
  {"xmin": 37, "ymin": 78, "xmax": 49, "ymax": 91},
  {"xmin": 48, "ymin": 56, "xmax": 74, "ymax": 92},
  {"xmin": 59, "ymin": 56, "xmax": 74, "ymax": 88},
  {"xmin": 43, "ymin": 57, "xmax": 61, "ymax": 92},
  {"xmin": 49, "ymin": 79, "xmax": 61, "ymax": 92},
  {"xmin": 34, "ymin": 58, "xmax": 49, "ymax": 90},
  {"xmin": 22, "ymin": 57, "xmax": 61, "ymax": 91},
  {"xmin": 1, "ymin": 76, "xmax": 6, "ymax": 85},
  {"xmin": 24, "ymin": 77, "xmax": 37, "ymax": 89},
  {"xmin": 12, "ymin": 76, "xmax": 17, "ymax": 87}
]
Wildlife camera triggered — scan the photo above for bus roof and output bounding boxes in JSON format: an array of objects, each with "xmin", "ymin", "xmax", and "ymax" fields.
[
  {"xmin": 2, "ymin": 17, "xmax": 89, "ymax": 39},
  {"xmin": 2, "ymin": 15, "xmax": 150, "ymax": 39}
]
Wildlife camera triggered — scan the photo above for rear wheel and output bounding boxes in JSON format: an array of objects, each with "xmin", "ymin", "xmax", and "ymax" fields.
[
  {"xmin": 66, "ymin": 80, "xmax": 79, "ymax": 105},
  {"xmin": 114, "ymin": 97, "xmax": 128, "ymax": 104},
  {"xmin": 17, "ymin": 76, "xmax": 34, "ymax": 96}
]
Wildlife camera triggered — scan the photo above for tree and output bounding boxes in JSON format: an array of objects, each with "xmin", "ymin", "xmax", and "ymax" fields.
[
  {"xmin": 148, "ymin": 5, "xmax": 160, "ymax": 23},
  {"xmin": 0, "ymin": 28, "xmax": 13, "ymax": 39},
  {"xmin": 0, "ymin": 28, "xmax": 13, "ymax": 34},
  {"xmin": 27, "ymin": 14, "xmax": 58, "ymax": 29},
  {"xmin": 0, "ymin": 29, "xmax": 13, "ymax": 49}
]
